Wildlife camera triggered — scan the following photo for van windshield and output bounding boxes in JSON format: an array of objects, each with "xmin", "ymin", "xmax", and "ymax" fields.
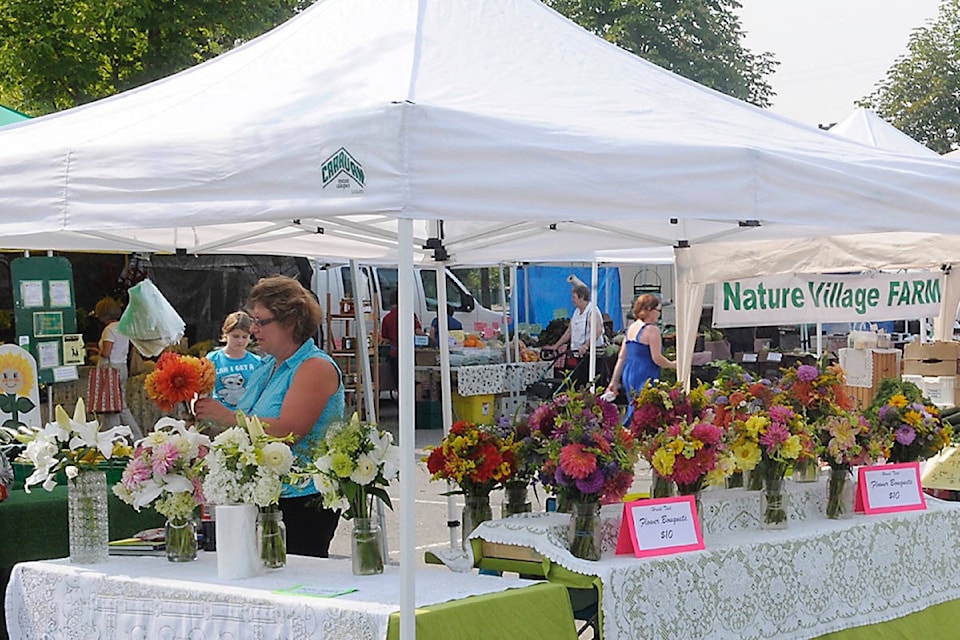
[{"xmin": 420, "ymin": 271, "xmax": 465, "ymax": 312}]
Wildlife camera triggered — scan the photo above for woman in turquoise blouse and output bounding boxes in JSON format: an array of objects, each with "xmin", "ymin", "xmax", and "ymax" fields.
[{"xmin": 196, "ymin": 275, "xmax": 345, "ymax": 557}]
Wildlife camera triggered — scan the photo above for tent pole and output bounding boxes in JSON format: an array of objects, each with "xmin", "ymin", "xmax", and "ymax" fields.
[
  {"xmin": 511, "ymin": 263, "xmax": 521, "ymax": 366},
  {"xmin": 498, "ymin": 266, "xmax": 509, "ymax": 361},
  {"xmin": 589, "ymin": 261, "xmax": 599, "ymax": 390},
  {"xmin": 434, "ymin": 264, "xmax": 459, "ymax": 549},
  {"xmin": 350, "ymin": 259, "xmax": 376, "ymax": 422},
  {"xmin": 398, "ymin": 219, "xmax": 416, "ymax": 640}
]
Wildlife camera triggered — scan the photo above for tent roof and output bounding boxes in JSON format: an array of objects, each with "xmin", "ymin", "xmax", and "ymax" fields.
[
  {"xmin": 827, "ymin": 108, "xmax": 938, "ymax": 158},
  {"xmin": 0, "ymin": 0, "xmax": 960, "ymax": 263}
]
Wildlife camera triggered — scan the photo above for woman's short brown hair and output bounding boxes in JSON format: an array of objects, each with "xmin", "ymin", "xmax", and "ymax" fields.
[
  {"xmin": 633, "ymin": 293, "xmax": 661, "ymax": 319},
  {"xmin": 94, "ymin": 297, "xmax": 123, "ymax": 322},
  {"xmin": 247, "ymin": 276, "xmax": 323, "ymax": 345}
]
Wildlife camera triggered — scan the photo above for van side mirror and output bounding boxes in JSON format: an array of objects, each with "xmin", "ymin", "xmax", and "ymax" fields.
[{"xmin": 461, "ymin": 293, "xmax": 475, "ymax": 312}]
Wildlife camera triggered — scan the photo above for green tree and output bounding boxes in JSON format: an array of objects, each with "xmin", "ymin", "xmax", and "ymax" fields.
[
  {"xmin": 0, "ymin": 0, "xmax": 311, "ymax": 115},
  {"xmin": 544, "ymin": 0, "xmax": 778, "ymax": 107},
  {"xmin": 859, "ymin": 1, "xmax": 959, "ymax": 154}
]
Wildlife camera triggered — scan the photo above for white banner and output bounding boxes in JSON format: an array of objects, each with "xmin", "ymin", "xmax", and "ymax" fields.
[{"xmin": 712, "ymin": 271, "xmax": 943, "ymax": 327}]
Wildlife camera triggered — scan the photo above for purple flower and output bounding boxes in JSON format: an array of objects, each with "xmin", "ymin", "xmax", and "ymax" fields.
[
  {"xmin": 715, "ymin": 395, "xmax": 729, "ymax": 406},
  {"xmin": 796, "ymin": 365, "xmax": 819, "ymax": 382},
  {"xmin": 895, "ymin": 426, "xmax": 916, "ymax": 446},
  {"xmin": 878, "ymin": 405, "xmax": 895, "ymax": 422},
  {"xmin": 575, "ymin": 468, "xmax": 605, "ymax": 494},
  {"xmin": 554, "ymin": 467, "xmax": 573, "ymax": 487},
  {"xmin": 768, "ymin": 404, "xmax": 795, "ymax": 424},
  {"xmin": 760, "ymin": 423, "xmax": 790, "ymax": 450}
]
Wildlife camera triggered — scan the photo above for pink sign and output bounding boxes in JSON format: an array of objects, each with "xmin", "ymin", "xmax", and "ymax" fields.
[
  {"xmin": 856, "ymin": 462, "xmax": 926, "ymax": 515},
  {"xmin": 616, "ymin": 496, "xmax": 705, "ymax": 559}
]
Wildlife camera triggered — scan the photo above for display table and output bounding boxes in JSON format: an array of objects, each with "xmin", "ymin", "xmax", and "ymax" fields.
[
  {"xmin": 0, "ymin": 485, "xmax": 165, "ymax": 639},
  {"xmin": 455, "ymin": 361, "xmax": 553, "ymax": 396},
  {"xmin": 5, "ymin": 554, "xmax": 578, "ymax": 640},
  {"xmin": 467, "ymin": 488, "xmax": 960, "ymax": 640}
]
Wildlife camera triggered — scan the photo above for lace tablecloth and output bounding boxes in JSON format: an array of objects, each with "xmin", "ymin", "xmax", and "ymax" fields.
[
  {"xmin": 455, "ymin": 361, "xmax": 553, "ymax": 396},
  {"xmin": 5, "ymin": 554, "xmax": 541, "ymax": 640},
  {"xmin": 470, "ymin": 496, "xmax": 960, "ymax": 640}
]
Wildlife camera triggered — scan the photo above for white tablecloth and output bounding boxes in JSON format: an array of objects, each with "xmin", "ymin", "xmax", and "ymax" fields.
[
  {"xmin": 5, "ymin": 554, "xmax": 539, "ymax": 640},
  {"xmin": 456, "ymin": 361, "xmax": 553, "ymax": 396},
  {"xmin": 470, "ymin": 490, "xmax": 960, "ymax": 640}
]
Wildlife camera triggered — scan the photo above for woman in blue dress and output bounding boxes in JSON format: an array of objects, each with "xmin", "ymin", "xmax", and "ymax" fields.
[{"xmin": 605, "ymin": 294, "xmax": 676, "ymax": 423}]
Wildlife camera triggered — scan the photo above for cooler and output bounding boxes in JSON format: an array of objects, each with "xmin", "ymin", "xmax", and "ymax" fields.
[{"xmin": 452, "ymin": 392, "xmax": 496, "ymax": 424}]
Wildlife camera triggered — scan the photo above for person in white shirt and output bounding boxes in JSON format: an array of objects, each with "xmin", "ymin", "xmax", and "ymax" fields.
[
  {"xmin": 548, "ymin": 284, "xmax": 605, "ymax": 356},
  {"xmin": 95, "ymin": 297, "xmax": 142, "ymax": 440}
]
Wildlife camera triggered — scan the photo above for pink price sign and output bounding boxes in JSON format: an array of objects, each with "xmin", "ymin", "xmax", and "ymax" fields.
[
  {"xmin": 616, "ymin": 495, "xmax": 704, "ymax": 558},
  {"xmin": 855, "ymin": 462, "xmax": 926, "ymax": 515}
]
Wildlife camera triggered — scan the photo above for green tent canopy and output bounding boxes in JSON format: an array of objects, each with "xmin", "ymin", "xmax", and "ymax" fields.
[{"xmin": 0, "ymin": 104, "xmax": 29, "ymax": 127}]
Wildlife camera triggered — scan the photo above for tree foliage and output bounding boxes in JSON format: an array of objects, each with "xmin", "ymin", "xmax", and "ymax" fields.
[
  {"xmin": 859, "ymin": 1, "xmax": 960, "ymax": 154},
  {"xmin": 0, "ymin": 0, "xmax": 311, "ymax": 115},
  {"xmin": 544, "ymin": 0, "xmax": 778, "ymax": 107}
]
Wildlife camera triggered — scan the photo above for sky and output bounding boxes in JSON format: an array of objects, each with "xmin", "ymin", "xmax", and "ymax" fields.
[{"xmin": 737, "ymin": 0, "xmax": 943, "ymax": 128}]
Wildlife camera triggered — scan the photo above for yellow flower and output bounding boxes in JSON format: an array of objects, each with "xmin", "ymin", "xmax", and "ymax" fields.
[
  {"xmin": 889, "ymin": 394, "xmax": 908, "ymax": 409},
  {"xmin": 668, "ymin": 438, "xmax": 685, "ymax": 455},
  {"xmin": 903, "ymin": 410, "xmax": 922, "ymax": 427},
  {"xmin": 743, "ymin": 415, "xmax": 768, "ymax": 438},
  {"xmin": 732, "ymin": 441, "xmax": 761, "ymax": 471},
  {"xmin": 780, "ymin": 435, "xmax": 802, "ymax": 460},
  {"xmin": 652, "ymin": 447, "xmax": 676, "ymax": 477}
]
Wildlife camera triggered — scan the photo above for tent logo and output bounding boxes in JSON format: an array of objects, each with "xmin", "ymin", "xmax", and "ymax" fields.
[{"xmin": 321, "ymin": 147, "xmax": 364, "ymax": 193}]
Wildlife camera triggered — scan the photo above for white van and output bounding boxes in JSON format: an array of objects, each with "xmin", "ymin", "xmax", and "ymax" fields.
[{"xmin": 311, "ymin": 262, "xmax": 505, "ymax": 344}]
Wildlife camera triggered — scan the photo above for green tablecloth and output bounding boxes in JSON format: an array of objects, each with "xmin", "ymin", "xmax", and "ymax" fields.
[
  {"xmin": 0, "ymin": 485, "xmax": 165, "ymax": 640},
  {"xmin": 386, "ymin": 581, "xmax": 577, "ymax": 640}
]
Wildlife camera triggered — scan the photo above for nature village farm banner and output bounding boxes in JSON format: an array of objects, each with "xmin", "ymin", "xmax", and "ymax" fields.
[{"xmin": 712, "ymin": 271, "xmax": 943, "ymax": 327}]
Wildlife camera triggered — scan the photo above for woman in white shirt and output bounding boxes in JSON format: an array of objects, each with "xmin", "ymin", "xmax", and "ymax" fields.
[
  {"xmin": 549, "ymin": 284, "xmax": 605, "ymax": 356},
  {"xmin": 95, "ymin": 297, "xmax": 142, "ymax": 440}
]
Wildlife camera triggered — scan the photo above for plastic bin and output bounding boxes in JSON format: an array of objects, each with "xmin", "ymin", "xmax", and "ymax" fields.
[{"xmin": 451, "ymin": 392, "xmax": 496, "ymax": 424}]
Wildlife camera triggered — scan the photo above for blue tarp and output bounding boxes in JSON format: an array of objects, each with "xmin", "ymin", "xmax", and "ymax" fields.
[{"xmin": 515, "ymin": 265, "xmax": 622, "ymax": 333}]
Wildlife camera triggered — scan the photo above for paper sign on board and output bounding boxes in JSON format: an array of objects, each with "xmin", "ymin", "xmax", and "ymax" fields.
[{"xmin": 857, "ymin": 463, "xmax": 925, "ymax": 515}]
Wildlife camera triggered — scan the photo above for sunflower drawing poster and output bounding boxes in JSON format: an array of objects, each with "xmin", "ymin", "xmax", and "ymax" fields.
[{"xmin": 0, "ymin": 345, "xmax": 41, "ymax": 430}]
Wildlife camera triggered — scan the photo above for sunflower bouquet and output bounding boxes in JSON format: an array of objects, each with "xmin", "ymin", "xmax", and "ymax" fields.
[{"xmin": 144, "ymin": 351, "xmax": 216, "ymax": 415}]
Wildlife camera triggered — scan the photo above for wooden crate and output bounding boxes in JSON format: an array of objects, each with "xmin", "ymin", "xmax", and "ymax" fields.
[{"xmin": 842, "ymin": 349, "xmax": 901, "ymax": 410}]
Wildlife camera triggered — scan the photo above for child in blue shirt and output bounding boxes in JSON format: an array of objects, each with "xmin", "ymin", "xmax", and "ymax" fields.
[{"xmin": 206, "ymin": 311, "xmax": 261, "ymax": 409}]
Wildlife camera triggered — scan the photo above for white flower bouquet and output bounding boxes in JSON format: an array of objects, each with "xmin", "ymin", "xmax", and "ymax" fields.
[
  {"xmin": 8, "ymin": 398, "xmax": 131, "ymax": 492},
  {"xmin": 301, "ymin": 413, "xmax": 399, "ymax": 521},
  {"xmin": 202, "ymin": 412, "xmax": 294, "ymax": 507}
]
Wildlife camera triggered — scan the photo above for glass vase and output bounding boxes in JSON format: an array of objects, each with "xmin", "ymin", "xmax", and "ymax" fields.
[
  {"xmin": 165, "ymin": 515, "xmax": 198, "ymax": 562},
  {"xmin": 676, "ymin": 482, "xmax": 704, "ymax": 524},
  {"xmin": 502, "ymin": 481, "xmax": 532, "ymax": 517},
  {"xmin": 67, "ymin": 469, "xmax": 109, "ymax": 564},
  {"xmin": 462, "ymin": 494, "xmax": 493, "ymax": 549},
  {"xmin": 725, "ymin": 470, "xmax": 744, "ymax": 489},
  {"xmin": 792, "ymin": 457, "xmax": 820, "ymax": 483},
  {"xmin": 651, "ymin": 469, "xmax": 676, "ymax": 498},
  {"xmin": 567, "ymin": 500, "xmax": 602, "ymax": 561},
  {"xmin": 257, "ymin": 505, "xmax": 287, "ymax": 569},
  {"xmin": 351, "ymin": 517, "xmax": 384, "ymax": 575},
  {"xmin": 746, "ymin": 461, "xmax": 765, "ymax": 491},
  {"xmin": 826, "ymin": 466, "xmax": 855, "ymax": 520},
  {"xmin": 761, "ymin": 470, "xmax": 789, "ymax": 530}
]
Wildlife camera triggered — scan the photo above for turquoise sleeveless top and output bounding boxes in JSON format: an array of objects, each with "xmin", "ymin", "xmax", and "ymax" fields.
[{"xmin": 237, "ymin": 340, "xmax": 345, "ymax": 498}]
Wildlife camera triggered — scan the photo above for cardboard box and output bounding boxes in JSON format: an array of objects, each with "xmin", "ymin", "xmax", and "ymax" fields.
[
  {"xmin": 414, "ymin": 348, "xmax": 439, "ymax": 366},
  {"xmin": 921, "ymin": 376, "xmax": 960, "ymax": 407},
  {"xmin": 902, "ymin": 341, "xmax": 960, "ymax": 376}
]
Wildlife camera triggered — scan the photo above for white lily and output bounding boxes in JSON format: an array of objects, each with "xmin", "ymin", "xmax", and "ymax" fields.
[
  {"xmin": 64, "ymin": 465, "xmax": 78, "ymax": 479},
  {"xmin": 350, "ymin": 453, "xmax": 379, "ymax": 486},
  {"xmin": 240, "ymin": 413, "xmax": 266, "ymax": 440}
]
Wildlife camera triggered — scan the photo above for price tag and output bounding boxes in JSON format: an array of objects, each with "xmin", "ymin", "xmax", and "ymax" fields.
[
  {"xmin": 856, "ymin": 463, "xmax": 925, "ymax": 515},
  {"xmin": 766, "ymin": 352, "xmax": 782, "ymax": 362},
  {"xmin": 616, "ymin": 496, "xmax": 704, "ymax": 558},
  {"xmin": 742, "ymin": 353, "xmax": 758, "ymax": 363}
]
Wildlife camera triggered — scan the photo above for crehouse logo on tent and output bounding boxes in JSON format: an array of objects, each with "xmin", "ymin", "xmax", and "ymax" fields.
[{"xmin": 321, "ymin": 147, "xmax": 364, "ymax": 193}]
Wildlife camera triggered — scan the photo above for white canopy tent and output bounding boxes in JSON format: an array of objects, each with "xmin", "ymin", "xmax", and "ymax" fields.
[
  {"xmin": 4, "ymin": 0, "xmax": 960, "ymax": 636},
  {"xmin": 827, "ymin": 108, "xmax": 940, "ymax": 158}
]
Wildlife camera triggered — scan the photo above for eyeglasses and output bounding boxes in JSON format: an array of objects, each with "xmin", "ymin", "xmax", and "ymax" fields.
[
  {"xmin": 252, "ymin": 316, "xmax": 278, "ymax": 327},
  {"xmin": 652, "ymin": 308, "xmax": 662, "ymax": 312}
]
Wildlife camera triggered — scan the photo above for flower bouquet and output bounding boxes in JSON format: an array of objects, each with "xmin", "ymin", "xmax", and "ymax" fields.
[
  {"xmin": 779, "ymin": 361, "xmax": 854, "ymax": 423},
  {"xmin": 730, "ymin": 405, "xmax": 812, "ymax": 528},
  {"xmin": 113, "ymin": 418, "xmax": 211, "ymax": 561},
  {"xmin": 301, "ymin": 413, "xmax": 399, "ymax": 575},
  {"xmin": 866, "ymin": 379, "xmax": 952, "ymax": 464},
  {"xmin": 708, "ymin": 372, "xmax": 777, "ymax": 489},
  {"xmin": 494, "ymin": 414, "xmax": 543, "ymax": 516},
  {"xmin": 645, "ymin": 418, "xmax": 728, "ymax": 498},
  {"xmin": 629, "ymin": 380, "xmax": 710, "ymax": 497},
  {"xmin": 12, "ymin": 398, "xmax": 131, "ymax": 492},
  {"xmin": 144, "ymin": 351, "xmax": 216, "ymax": 417},
  {"xmin": 425, "ymin": 420, "xmax": 520, "ymax": 548},
  {"xmin": 9, "ymin": 398, "xmax": 131, "ymax": 563},
  {"xmin": 531, "ymin": 389, "xmax": 637, "ymax": 560},
  {"xmin": 203, "ymin": 412, "xmax": 294, "ymax": 571},
  {"xmin": 817, "ymin": 411, "xmax": 880, "ymax": 519}
]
